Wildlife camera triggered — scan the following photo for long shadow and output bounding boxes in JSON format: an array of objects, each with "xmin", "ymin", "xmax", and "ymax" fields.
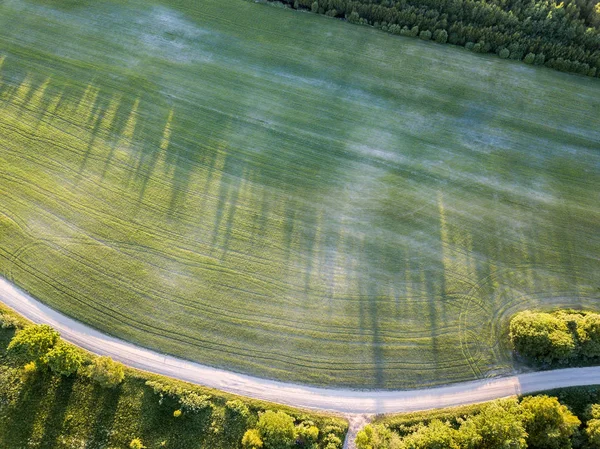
[
  {"xmin": 0, "ymin": 371, "xmax": 48, "ymax": 446},
  {"xmin": 84, "ymin": 384, "xmax": 121, "ymax": 449},
  {"xmin": 38, "ymin": 375, "xmax": 76, "ymax": 449}
]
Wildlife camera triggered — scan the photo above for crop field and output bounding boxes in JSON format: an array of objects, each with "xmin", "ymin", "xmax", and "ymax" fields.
[{"xmin": 0, "ymin": 0, "xmax": 599, "ymax": 389}]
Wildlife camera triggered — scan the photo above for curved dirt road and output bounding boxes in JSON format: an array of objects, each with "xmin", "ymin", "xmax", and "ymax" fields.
[{"xmin": 1, "ymin": 277, "xmax": 599, "ymax": 414}]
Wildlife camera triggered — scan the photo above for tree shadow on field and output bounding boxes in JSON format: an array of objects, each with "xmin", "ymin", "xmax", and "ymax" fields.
[
  {"xmin": 0, "ymin": 371, "xmax": 49, "ymax": 447},
  {"xmin": 84, "ymin": 384, "xmax": 121, "ymax": 449},
  {"xmin": 139, "ymin": 384, "xmax": 212, "ymax": 449},
  {"xmin": 38, "ymin": 375, "xmax": 76, "ymax": 449}
]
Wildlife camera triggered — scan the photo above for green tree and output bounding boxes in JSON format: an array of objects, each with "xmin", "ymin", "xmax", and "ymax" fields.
[
  {"xmin": 580, "ymin": 314, "xmax": 600, "ymax": 358},
  {"xmin": 256, "ymin": 411, "xmax": 295, "ymax": 449},
  {"xmin": 434, "ymin": 29, "xmax": 448, "ymax": 43},
  {"xmin": 225, "ymin": 400, "xmax": 251, "ymax": 443},
  {"xmin": 419, "ymin": 30, "xmax": 432, "ymax": 40},
  {"xmin": 509, "ymin": 311, "xmax": 576, "ymax": 363},
  {"xmin": 355, "ymin": 424, "xmax": 401, "ymax": 449},
  {"xmin": 296, "ymin": 422, "xmax": 319, "ymax": 447},
  {"xmin": 44, "ymin": 342, "xmax": 83, "ymax": 376},
  {"xmin": 242, "ymin": 429, "xmax": 264, "ymax": 449},
  {"xmin": 311, "ymin": 1, "xmax": 318, "ymax": 13},
  {"xmin": 403, "ymin": 419, "xmax": 460, "ymax": 449},
  {"xmin": 459, "ymin": 398, "xmax": 527, "ymax": 449},
  {"xmin": 89, "ymin": 356, "xmax": 125, "ymax": 388},
  {"xmin": 524, "ymin": 53, "xmax": 535, "ymax": 64},
  {"xmin": 521, "ymin": 395, "xmax": 580, "ymax": 449},
  {"xmin": 7, "ymin": 324, "xmax": 60, "ymax": 362}
]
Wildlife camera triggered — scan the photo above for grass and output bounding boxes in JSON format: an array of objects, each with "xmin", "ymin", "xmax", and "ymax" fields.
[
  {"xmin": 0, "ymin": 0, "xmax": 598, "ymax": 389},
  {"xmin": 0, "ymin": 305, "xmax": 347, "ymax": 449}
]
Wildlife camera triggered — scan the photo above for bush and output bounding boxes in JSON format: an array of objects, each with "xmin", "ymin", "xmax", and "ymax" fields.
[
  {"xmin": 256, "ymin": 410, "xmax": 295, "ymax": 449},
  {"xmin": 521, "ymin": 395, "xmax": 580, "ymax": 449},
  {"xmin": 524, "ymin": 53, "xmax": 535, "ymax": 64},
  {"xmin": 242, "ymin": 429, "xmax": 264, "ymax": 449},
  {"xmin": 130, "ymin": 438, "xmax": 145, "ymax": 449},
  {"xmin": 0, "ymin": 313, "xmax": 19, "ymax": 329},
  {"xmin": 129, "ymin": 438, "xmax": 146, "ymax": 449},
  {"xmin": 89, "ymin": 356, "xmax": 125, "ymax": 388},
  {"xmin": 418, "ymin": 30, "xmax": 432, "ymax": 40},
  {"xmin": 499, "ymin": 48, "xmax": 510, "ymax": 59},
  {"xmin": 146, "ymin": 380, "xmax": 212, "ymax": 413},
  {"xmin": 295, "ymin": 422, "xmax": 319, "ymax": 446},
  {"xmin": 509, "ymin": 311, "xmax": 576, "ymax": 363},
  {"xmin": 173, "ymin": 409, "xmax": 182, "ymax": 418},
  {"xmin": 311, "ymin": 1, "xmax": 318, "ymax": 12},
  {"xmin": 44, "ymin": 343, "xmax": 83, "ymax": 376},
  {"xmin": 433, "ymin": 29, "xmax": 448, "ymax": 44},
  {"xmin": 7, "ymin": 324, "xmax": 60, "ymax": 362}
]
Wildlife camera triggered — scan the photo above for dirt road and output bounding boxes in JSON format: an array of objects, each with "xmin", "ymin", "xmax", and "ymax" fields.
[{"xmin": 1, "ymin": 277, "xmax": 598, "ymax": 414}]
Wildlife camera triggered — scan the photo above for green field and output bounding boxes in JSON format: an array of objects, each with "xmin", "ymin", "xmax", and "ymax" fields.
[{"xmin": 0, "ymin": 0, "xmax": 598, "ymax": 389}]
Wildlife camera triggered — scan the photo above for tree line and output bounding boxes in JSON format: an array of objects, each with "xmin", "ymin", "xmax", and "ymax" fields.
[
  {"xmin": 276, "ymin": 0, "xmax": 600, "ymax": 77},
  {"xmin": 0, "ymin": 316, "xmax": 346, "ymax": 449},
  {"xmin": 509, "ymin": 309, "xmax": 600, "ymax": 364},
  {"xmin": 356, "ymin": 394, "xmax": 600, "ymax": 449}
]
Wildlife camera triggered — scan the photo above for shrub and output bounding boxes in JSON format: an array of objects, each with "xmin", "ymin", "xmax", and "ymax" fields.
[
  {"xmin": 524, "ymin": 53, "xmax": 535, "ymax": 64},
  {"xmin": 243, "ymin": 429, "xmax": 264, "ymax": 449},
  {"xmin": 433, "ymin": 29, "xmax": 448, "ymax": 44},
  {"xmin": 256, "ymin": 410, "xmax": 295, "ymax": 449},
  {"xmin": 419, "ymin": 30, "xmax": 432, "ymax": 40},
  {"xmin": 509, "ymin": 311, "xmax": 576, "ymax": 363},
  {"xmin": 295, "ymin": 422, "xmax": 319, "ymax": 446},
  {"xmin": 7, "ymin": 324, "xmax": 60, "ymax": 362},
  {"xmin": 0, "ymin": 313, "xmax": 19, "ymax": 329},
  {"xmin": 347, "ymin": 11, "xmax": 360, "ymax": 24},
  {"xmin": 44, "ymin": 343, "xmax": 83, "ymax": 376},
  {"xmin": 146, "ymin": 380, "xmax": 212, "ymax": 413},
  {"xmin": 173, "ymin": 409, "xmax": 182, "ymax": 418},
  {"xmin": 130, "ymin": 438, "xmax": 145, "ymax": 449},
  {"xmin": 499, "ymin": 48, "xmax": 510, "ymax": 59},
  {"xmin": 409, "ymin": 26, "xmax": 419, "ymax": 37},
  {"xmin": 89, "ymin": 356, "xmax": 125, "ymax": 388},
  {"xmin": 311, "ymin": 1, "xmax": 318, "ymax": 12}
]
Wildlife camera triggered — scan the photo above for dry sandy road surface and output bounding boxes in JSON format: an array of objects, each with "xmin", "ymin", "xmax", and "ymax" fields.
[{"xmin": 1, "ymin": 277, "xmax": 599, "ymax": 415}]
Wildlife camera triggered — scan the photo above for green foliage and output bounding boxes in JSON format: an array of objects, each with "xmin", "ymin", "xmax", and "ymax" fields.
[
  {"xmin": 586, "ymin": 416, "xmax": 600, "ymax": 447},
  {"xmin": 7, "ymin": 325, "xmax": 60, "ymax": 362},
  {"xmin": 510, "ymin": 311, "xmax": 600, "ymax": 365},
  {"xmin": 403, "ymin": 419, "xmax": 460, "ymax": 449},
  {"xmin": 311, "ymin": 1, "xmax": 318, "ymax": 12},
  {"xmin": 499, "ymin": 48, "xmax": 510, "ymax": 59},
  {"xmin": 433, "ymin": 29, "xmax": 448, "ymax": 44},
  {"xmin": 44, "ymin": 342, "xmax": 83, "ymax": 376},
  {"xmin": 243, "ymin": 429, "xmax": 264, "ymax": 449},
  {"xmin": 146, "ymin": 380, "xmax": 212, "ymax": 413},
  {"xmin": 355, "ymin": 424, "xmax": 401, "ymax": 449},
  {"xmin": 521, "ymin": 395, "xmax": 580, "ymax": 449},
  {"xmin": 256, "ymin": 410, "xmax": 295, "ymax": 449},
  {"xmin": 130, "ymin": 438, "xmax": 146, "ymax": 449},
  {"xmin": 524, "ymin": 53, "xmax": 535, "ymax": 64},
  {"xmin": 418, "ymin": 30, "xmax": 432, "ymax": 40},
  {"xmin": 0, "ymin": 313, "xmax": 19, "ymax": 329},
  {"xmin": 459, "ymin": 398, "xmax": 527, "ymax": 449},
  {"xmin": 0, "ymin": 323, "xmax": 347, "ymax": 448},
  {"xmin": 509, "ymin": 311, "xmax": 576, "ymax": 363},
  {"xmin": 295, "ymin": 421, "xmax": 319, "ymax": 446},
  {"xmin": 88, "ymin": 356, "xmax": 124, "ymax": 388}
]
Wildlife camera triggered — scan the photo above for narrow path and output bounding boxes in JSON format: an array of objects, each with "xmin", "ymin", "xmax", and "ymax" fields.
[{"xmin": 1, "ymin": 277, "xmax": 599, "ymax": 415}]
